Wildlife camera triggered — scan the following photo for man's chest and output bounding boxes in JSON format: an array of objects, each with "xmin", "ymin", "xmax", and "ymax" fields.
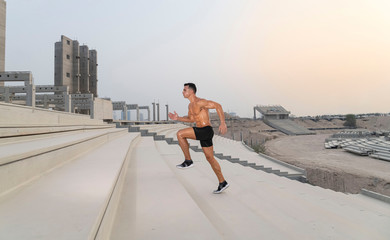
[{"xmin": 190, "ymin": 104, "xmax": 205, "ymax": 115}]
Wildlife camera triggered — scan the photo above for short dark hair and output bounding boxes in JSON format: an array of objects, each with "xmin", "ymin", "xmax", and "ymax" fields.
[{"xmin": 184, "ymin": 83, "xmax": 197, "ymax": 94}]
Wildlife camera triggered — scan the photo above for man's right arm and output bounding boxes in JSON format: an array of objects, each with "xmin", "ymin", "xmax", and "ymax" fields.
[{"xmin": 168, "ymin": 110, "xmax": 195, "ymax": 123}]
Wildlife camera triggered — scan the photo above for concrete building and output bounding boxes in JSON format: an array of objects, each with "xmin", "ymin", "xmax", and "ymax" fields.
[
  {"xmin": 89, "ymin": 49, "xmax": 98, "ymax": 97},
  {"xmin": 0, "ymin": 0, "xmax": 6, "ymax": 87},
  {"xmin": 55, "ymin": 36, "xmax": 98, "ymax": 97},
  {"xmin": 54, "ymin": 35, "xmax": 80, "ymax": 94}
]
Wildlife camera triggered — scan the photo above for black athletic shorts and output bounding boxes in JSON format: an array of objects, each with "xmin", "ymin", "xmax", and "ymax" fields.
[{"xmin": 193, "ymin": 125, "xmax": 214, "ymax": 147}]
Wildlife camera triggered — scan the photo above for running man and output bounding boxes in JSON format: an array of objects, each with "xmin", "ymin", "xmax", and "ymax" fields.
[{"xmin": 168, "ymin": 83, "xmax": 229, "ymax": 194}]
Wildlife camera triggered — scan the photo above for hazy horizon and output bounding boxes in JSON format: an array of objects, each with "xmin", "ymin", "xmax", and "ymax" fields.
[{"xmin": 5, "ymin": 0, "xmax": 390, "ymax": 119}]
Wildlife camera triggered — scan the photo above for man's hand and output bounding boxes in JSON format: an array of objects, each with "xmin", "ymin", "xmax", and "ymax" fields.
[
  {"xmin": 168, "ymin": 111, "xmax": 179, "ymax": 120},
  {"xmin": 219, "ymin": 122, "xmax": 227, "ymax": 135}
]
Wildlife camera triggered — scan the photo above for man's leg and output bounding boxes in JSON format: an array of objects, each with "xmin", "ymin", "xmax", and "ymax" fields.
[
  {"xmin": 202, "ymin": 146, "xmax": 225, "ymax": 183},
  {"xmin": 177, "ymin": 128, "xmax": 196, "ymax": 160}
]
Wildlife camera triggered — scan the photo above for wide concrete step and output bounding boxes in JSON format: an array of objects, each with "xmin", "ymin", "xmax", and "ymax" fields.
[
  {"xmin": 143, "ymin": 124, "xmax": 304, "ymax": 178},
  {"xmin": 110, "ymin": 136, "xmax": 221, "ymax": 240},
  {"xmin": 0, "ymin": 132, "xmax": 140, "ymax": 240},
  {"xmin": 0, "ymin": 124, "xmax": 114, "ymax": 138},
  {"xmin": 155, "ymin": 141, "xmax": 293, "ymax": 239},
  {"xmin": 0, "ymin": 128, "xmax": 128, "ymax": 196},
  {"xmin": 154, "ymin": 141, "xmax": 390, "ymax": 239}
]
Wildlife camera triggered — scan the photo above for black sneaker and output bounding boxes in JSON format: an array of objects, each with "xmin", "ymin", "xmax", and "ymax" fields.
[
  {"xmin": 213, "ymin": 181, "xmax": 229, "ymax": 194},
  {"xmin": 176, "ymin": 160, "xmax": 193, "ymax": 169}
]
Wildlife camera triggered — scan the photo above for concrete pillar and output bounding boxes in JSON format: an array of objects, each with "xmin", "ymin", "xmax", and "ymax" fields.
[
  {"xmin": 165, "ymin": 104, "xmax": 169, "ymax": 121},
  {"xmin": 90, "ymin": 99, "xmax": 94, "ymax": 119},
  {"xmin": 156, "ymin": 103, "xmax": 160, "ymax": 121},
  {"xmin": 152, "ymin": 102, "xmax": 156, "ymax": 121},
  {"xmin": 4, "ymin": 87, "xmax": 9, "ymax": 103},
  {"xmin": 123, "ymin": 105, "xmax": 128, "ymax": 120},
  {"xmin": 254, "ymin": 107, "xmax": 256, "ymax": 120},
  {"xmin": 147, "ymin": 108, "xmax": 150, "ymax": 121},
  {"xmin": 26, "ymin": 84, "xmax": 36, "ymax": 107},
  {"xmin": 64, "ymin": 93, "xmax": 71, "ymax": 112},
  {"xmin": 136, "ymin": 106, "xmax": 140, "ymax": 121},
  {"xmin": 43, "ymin": 95, "xmax": 49, "ymax": 109}
]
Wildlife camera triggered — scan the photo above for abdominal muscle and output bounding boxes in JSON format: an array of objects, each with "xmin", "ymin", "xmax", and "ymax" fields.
[{"xmin": 193, "ymin": 108, "xmax": 211, "ymax": 128}]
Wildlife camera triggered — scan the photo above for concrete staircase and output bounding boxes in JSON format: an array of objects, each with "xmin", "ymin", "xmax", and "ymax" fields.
[
  {"xmin": 0, "ymin": 103, "xmax": 141, "ymax": 239},
  {"xmin": 109, "ymin": 135, "xmax": 390, "ymax": 239},
  {"xmin": 132, "ymin": 124, "xmax": 307, "ymax": 181},
  {"xmin": 1, "ymin": 109, "xmax": 389, "ymax": 239}
]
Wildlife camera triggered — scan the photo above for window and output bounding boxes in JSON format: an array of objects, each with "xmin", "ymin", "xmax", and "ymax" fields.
[
  {"xmin": 67, "ymin": 40, "xmax": 70, "ymax": 45},
  {"xmin": 66, "ymin": 54, "xmax": 70, "ymax": 59},
  {"xmin": 66, "ymin": 73, "xmax": 70, "ymax": 78}
]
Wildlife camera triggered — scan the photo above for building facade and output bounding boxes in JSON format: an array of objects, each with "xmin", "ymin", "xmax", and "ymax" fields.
[
  {"xmin": 54, "ymin": 35, "xmax": 80, "ymax": 94},
  {"xmin": 54, "ymin": 35, "xmax": 98, "ymax": 97},
  {"xmin": 89, "ymin": 49, "xmax": 97, "ymax": 97},
  {"xmin": 79, "ymin": 45, "xmax": 89, "ymax": 93}
]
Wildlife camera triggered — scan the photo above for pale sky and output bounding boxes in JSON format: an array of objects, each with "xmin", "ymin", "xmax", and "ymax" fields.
[{"xmin": 5, "ymin": 0, "xmax": 390, "ymax": 118}]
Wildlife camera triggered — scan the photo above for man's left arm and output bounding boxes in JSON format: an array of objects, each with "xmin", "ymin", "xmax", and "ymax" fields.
[{"xmin": 202, "ymin": 100, "xmax": 227, "ymax": 135}]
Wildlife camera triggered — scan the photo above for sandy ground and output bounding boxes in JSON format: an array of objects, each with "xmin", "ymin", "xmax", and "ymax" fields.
[{"xmin": 265, "ymin": 134, "xmax": 390, "ymax": 196}]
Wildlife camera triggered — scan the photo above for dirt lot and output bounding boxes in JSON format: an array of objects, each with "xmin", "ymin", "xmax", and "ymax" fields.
[{"xmin": 265, "ymin": 134, "xmax": 390, "ymax": 196}]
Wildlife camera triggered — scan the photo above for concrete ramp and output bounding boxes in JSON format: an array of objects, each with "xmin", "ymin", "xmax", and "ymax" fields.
[{"xmin": 265, "ymin": 119, "xmax": 314, "ymax": 135}]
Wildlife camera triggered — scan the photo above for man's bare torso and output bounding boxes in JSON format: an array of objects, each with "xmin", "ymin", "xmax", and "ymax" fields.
[{"xmin": 189, "ymin": 98, "xmax": 211, "ymax": 128}]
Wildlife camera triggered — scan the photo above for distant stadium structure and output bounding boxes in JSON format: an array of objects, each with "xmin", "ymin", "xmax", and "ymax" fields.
[{"xmin": 254, "ymin": 105, "xmax": 314, "ymax": 135}]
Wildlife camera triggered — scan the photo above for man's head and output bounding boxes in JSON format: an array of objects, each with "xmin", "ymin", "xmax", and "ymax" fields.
[{"xmin": 183, "ymin": 83, "xmax": 197, "ymax": 98}]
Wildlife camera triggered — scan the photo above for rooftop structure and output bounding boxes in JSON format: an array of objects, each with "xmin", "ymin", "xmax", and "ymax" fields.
[
  {"xmin": 254, "ymin": 105, "xmax": 314, "ymax": 135},
  {"xmin": 254, "ymin": 105, "xmax": 290, "ymax": 120}
]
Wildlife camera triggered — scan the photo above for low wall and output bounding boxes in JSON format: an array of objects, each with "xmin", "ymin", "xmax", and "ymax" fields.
[
  {"xmin": 0, "ymin": 102, "xmax": 105, "ymax": 126},
  {"xmin": 93, "ymin": 98, "xmax": 113, "ymax": 121}
]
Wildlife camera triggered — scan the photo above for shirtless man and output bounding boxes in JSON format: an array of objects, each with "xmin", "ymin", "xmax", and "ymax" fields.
[{"xmin": 168, "ymin": 83, "xmax": 229, "ymax": 194}]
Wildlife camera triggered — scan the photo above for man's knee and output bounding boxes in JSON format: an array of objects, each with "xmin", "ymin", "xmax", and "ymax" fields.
[
  {"xmin": 177, "ymin": 131, "xmax": 183, "ymax": 139},
  {"xmin": 205, "ymin": 153, "xmax": 214, "ymax": 162}
]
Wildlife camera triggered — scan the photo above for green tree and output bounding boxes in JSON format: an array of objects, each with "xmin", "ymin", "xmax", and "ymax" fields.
[{"xmin": 344, "ymin": 114, "xmax": 356, "ymax": 128}]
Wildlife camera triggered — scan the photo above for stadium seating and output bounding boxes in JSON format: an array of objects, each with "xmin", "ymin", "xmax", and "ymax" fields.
[{"xmin": 325, "ymin": 131, "xmax": 390, "ymax": 162}]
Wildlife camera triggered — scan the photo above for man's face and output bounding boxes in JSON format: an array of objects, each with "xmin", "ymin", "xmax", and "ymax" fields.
[{"xmin": 182, "ymin": 85, "xmax": 193, "ymax": 98}]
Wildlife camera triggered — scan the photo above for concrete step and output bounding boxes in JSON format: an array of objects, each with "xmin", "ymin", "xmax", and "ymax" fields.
[
  {"xmin": 0, "ymin": 128, "xmax": 128, "ymax": 196},
  {"xmin": 155, "ymin": 141, "xmax": 390, "ymax": 239},
  {"xmin": 0, "ymin": 132, "xmax": 140, "ymax": 240},
  {"xmin": 110, "ymin": 137, "xmax": 221, "ymax": 240},
  {"xmin": 213, "ymin": 136, "xmax": 303, "ymax": 175},
  {"xmin": 186, "ymin": 137, "xmax": 302, "ymax": 178},
  {"xmin": 0, "ymin": 124, "xmax": 114, "ymax": 138}
]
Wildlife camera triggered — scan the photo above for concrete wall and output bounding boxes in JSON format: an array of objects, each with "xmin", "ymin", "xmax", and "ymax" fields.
[
  {"xmin": 0, "ymin": 0, "xmax": 6, "ymax": 87},
  {"xmin": 93, "ymin": 98, "xmax": 113, "ymax": 120},
  {"xmin": 0, "ymin": 102, "xmax": 105, "ymax": 126},
  {"xmin": 89, "ymin": 49, "xmax": 97, "ymax": 97}
]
